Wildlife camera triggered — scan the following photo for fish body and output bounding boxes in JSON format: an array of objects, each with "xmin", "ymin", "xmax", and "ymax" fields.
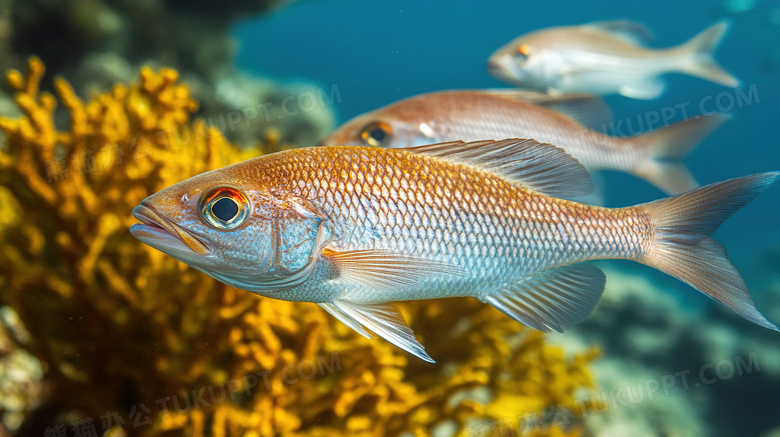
[
  {"xmin": 487, "ymin": 21, "xmax": 739, "ymax": 99},
  {"xmin": 322, "ymin": 90, "xmax": 728, "ymax": 195},
  {"xmin": 131, "ymin": 141, "xmax": 779, "ymax": 362}
]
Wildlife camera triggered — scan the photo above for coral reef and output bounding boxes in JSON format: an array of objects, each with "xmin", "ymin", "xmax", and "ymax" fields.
[
  {"xmin": 0, "ymin": 58, "xmax": 598, "ymax": 436},
  {"xmin": 549, "ymin": 266, "xmax": 780, "ymax": 437},
  {"xmin": 4, "ymin": 0, "xmax": 290, "ymax": 80},
  {"xmin": 0, "ymin": 306, "xmax": 42, "ymax": 436},
  {"xmin": 0, "ymin": 0, "xmax": 334, "ymax": 147}
]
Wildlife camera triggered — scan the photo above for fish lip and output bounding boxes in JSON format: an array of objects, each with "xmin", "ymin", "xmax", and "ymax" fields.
[
  {"xmin": 131, "ymin": 203, "xmax": 211, "ymax": 255},
  {"xmin": 486, "ymin": 59, "xmax": 502, "ymax": 74},
  {"xmin": 487, "ymin": 59, "xmax": 513, "ymax": 82},
  {"xmin": 487, "ymin": 56, "xmax": 526, "ymax": 85}
]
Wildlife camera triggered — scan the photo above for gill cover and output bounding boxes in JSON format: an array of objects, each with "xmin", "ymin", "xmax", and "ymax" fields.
[{"xmin": 219, "ymin": 192, "xmax": 331, "ymax": 294}]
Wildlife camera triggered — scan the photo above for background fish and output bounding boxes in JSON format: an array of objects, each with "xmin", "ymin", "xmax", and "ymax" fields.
[
  {"xmin": 488, "ymin": 20, "xmax": 740, "ymax": 99},
  {"xmin": 130, "ymin": 140, "xmax": 779, "ymax": 362},
  {"xmin": 321, "ymin": 90, "xmax": 728, "ymax": 195}
]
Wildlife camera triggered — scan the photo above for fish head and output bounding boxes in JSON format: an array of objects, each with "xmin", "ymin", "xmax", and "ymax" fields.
[
  {"xmin": 130, "ymin": 163, "xmax": 325, "ymax": 291},
  {"xmin": 488, "ymin": 31, "xmax": 564, "ymax": 88},
  {"xmin": 320, "ymin": 111, "xmax": 441, "ymax": 149},
  {"xmin": 488, "ymin": 35, "xmax": 537, "ymax": 86}
]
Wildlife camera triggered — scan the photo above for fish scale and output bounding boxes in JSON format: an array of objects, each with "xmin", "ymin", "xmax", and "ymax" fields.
[
  {"xmin": 430, "ymin": 95, "xmax": 641, "ymax": 171},
  {"xmin": 250, "ymin": 146, "xmax": 648, "ymax": 303},
  {"xmin": 322, "ymin": 90, "xmax": 731, "ymax": 196}
]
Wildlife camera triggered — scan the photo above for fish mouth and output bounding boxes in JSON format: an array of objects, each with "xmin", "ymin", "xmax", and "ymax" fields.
[
  {"xmin": 487, "ymin": 57, "xmax": 525, "ymax": 85},
  {"xmin": 487, "ymin": 61, "xmax": 515, "ymax": 84},
  {"xmin": 130, "ymin": 203, "xmax": 211, "ymax": 256},
  {"xmin": 487, "ymin": 59, "xmax": 503, "ymax": 75}
]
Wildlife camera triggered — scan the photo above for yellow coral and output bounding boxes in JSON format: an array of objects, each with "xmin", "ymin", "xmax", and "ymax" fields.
[{"xmin": 0, "ymin": 57, "xmax": 599, "ymax": 437}]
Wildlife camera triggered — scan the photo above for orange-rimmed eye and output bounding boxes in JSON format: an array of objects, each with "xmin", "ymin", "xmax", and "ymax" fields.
[
  {"xmin": 516, "ymin": 44, "xmax": 530, "ymax": 60},
  {"xmin": 359, "ymin": 121, "xmax": 393, "ymax": 147},
  {"xmin": 199, "ymin": 187, "xmax": 250, "ymax": 230}
]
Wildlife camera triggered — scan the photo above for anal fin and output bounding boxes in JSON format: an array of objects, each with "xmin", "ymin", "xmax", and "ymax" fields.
[
  {"xmin": 482, "ymin": 264, "xmax": 606, "ymax": 332},
  {"xmin": 319, "ymin": 301, "xmax": 435, "ymax": 363}
]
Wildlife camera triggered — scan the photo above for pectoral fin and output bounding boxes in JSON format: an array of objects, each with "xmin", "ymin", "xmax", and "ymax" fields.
[
  {"xmin": 482, "ymin": 264, "xmax": 606, "ymax": 332},
  {"xmin": 321, "ymin": 248, "xmax": 464, "ymax": 293},
  {"xmin": 319, "ymin": 301, "xmax": 435, "ymax": 363},
  {"xmin": 619, "ymin": 79, "xmax": 665, "ymax": 100}
]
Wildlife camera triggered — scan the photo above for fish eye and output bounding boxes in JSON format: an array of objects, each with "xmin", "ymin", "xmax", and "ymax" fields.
[
  {"xmin": 516, "ymin": 44, "xmax": 530, "ymax": 61},
  {"xmin": 199, "ymin": 187, "xmax": 250, "ymax": 230},
  {"xmin": 359, "ymin": 121, "xmax": 393, "ymax": 147}
]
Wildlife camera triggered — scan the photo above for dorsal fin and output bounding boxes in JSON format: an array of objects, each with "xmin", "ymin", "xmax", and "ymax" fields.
[
  {"xmin": 480, "ymin": 89, "xmax": 613, "ymax": 128},
  {"xmin": 587, "ymin": 20, "xmax": 654, "ymax": 45},
  {"xmin": 406, "ymin": 139, "xmax": 594, "ymax": 198}
]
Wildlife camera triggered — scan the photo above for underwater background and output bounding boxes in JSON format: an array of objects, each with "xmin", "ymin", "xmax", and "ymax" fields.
[
  {"xmin": 0, "ymin": 0, "xmax": 779, "ymax": 436},
  {"xmin": 238, "ymin": 2, "xmax": 780, "ymax": 432}
]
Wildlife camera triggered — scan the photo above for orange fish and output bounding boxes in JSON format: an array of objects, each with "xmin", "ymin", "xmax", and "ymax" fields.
[
  {"xmin": 131, "ymin": 140, "xmax": 779, "ymax": 362},
  {"xmin": 321, "ymin": 90, "xmax": 727, "ymax": 195}
]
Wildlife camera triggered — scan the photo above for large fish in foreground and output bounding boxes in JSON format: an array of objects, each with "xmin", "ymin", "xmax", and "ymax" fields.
[
  {"xmin": 130, "ymin": 140, "xmax": 779, "ymax": 362},
  {"xmin": 321, "ymin": 90, "xmax": 728, "ymax": 195},
  {"xmin": 488, "ymin": 21, "xmax": 739, "ymax": 99}
]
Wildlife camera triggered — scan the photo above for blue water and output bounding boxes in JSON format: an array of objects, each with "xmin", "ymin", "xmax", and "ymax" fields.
[{"xmin": 236, "ymin": 0, "xmax": 780, "ymax": 286}]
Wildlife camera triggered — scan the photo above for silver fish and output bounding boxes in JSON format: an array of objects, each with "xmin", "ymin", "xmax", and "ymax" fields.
[
  {"xmin": 488, "ymin": 20, "xmax": 739, "ymax": 99},
  {"xmin": 321, "ymin": 90, "xmax": 728, "ymax": 195}
]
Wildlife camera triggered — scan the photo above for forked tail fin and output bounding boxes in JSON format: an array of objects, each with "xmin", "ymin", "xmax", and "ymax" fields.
[
  {"xmin": 634, "ymin": 113, "xmax": 730, "ymax": 195},
  {"xmin": 676, "ymin": 21, "xmax": 740, "ymax": 87},
  {"xmin": 637, "ymin": 172, "xmax": 780, "ymax": 330}
]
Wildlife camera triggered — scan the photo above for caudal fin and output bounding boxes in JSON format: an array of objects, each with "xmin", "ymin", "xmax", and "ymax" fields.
[
  {"xmin": 638, "ymin": 172, "xmax": 780, "ymax": 330},
  {"xmin": 677, "ymin": 21, "xmax": 740, "ymax": 87},
  {"xmin": 635, "ymin": 113, "xmax": 730, "ymax": 195}
]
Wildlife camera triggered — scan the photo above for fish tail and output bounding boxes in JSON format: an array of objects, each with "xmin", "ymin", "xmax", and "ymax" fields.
[
  {"xmin": 634, "ymin": 113, "xmax": 730, "ymax": 195},
  {"xmin": 676, "ymin": 21, "xmax": 740, "ymax": 87},
  {"xmin": 637, "ymin": 172, "xmax": 780, "ymax": 330}
]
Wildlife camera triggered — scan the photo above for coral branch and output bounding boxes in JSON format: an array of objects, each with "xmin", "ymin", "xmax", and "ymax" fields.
[{"xmin": 0, "ymin": 58, "xmax": 599, "ymax": 437}]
